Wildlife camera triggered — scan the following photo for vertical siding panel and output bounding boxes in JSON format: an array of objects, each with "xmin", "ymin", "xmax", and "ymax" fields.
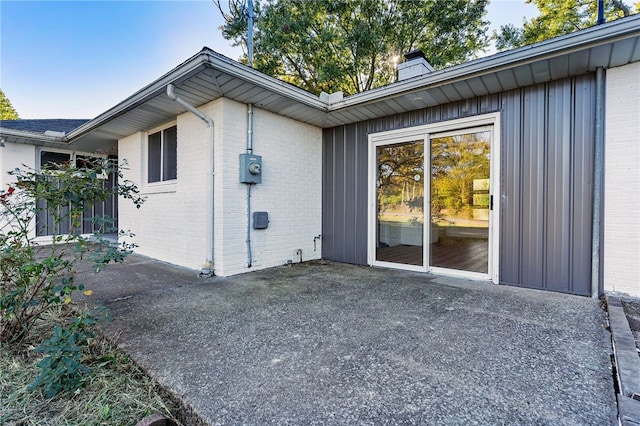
[
  {"xmin": 500, "ymin": 89, "xmax": 523, "ymax": 285},
  {"xmin": 355, "ymin": 123, "xmax": 369, "ymax": 264},
  {"xmin": 545, "ymin": 80, "xmax": 572, "ymax": 290},
  {"xmin": 333, "ymin": 128, "xmax": 346, "ymax": 261},
  {"xmin": 344, "ymin": 124, "xmax": 357, "ymax": 263},
  {"xmin": 322, "ymin": 129, "xmax": 335, "ymax": 260},
  {"xmin": 521, "ymin": 85, "xmax": 546, "ymax": 288},
  {"xmin": 571, "ymin": 75, "xmax": 595, "ymax": 294}
]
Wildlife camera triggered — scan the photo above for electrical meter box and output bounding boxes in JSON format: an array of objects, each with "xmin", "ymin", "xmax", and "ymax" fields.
[{"xmin": 239, "ymin": 153, "xmax": 262, "ymax": 184}]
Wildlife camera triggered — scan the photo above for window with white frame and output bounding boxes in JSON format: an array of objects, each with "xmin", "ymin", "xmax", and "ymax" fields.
[
  {"xmin": 148, "ymin": 125, "xmax": 177, "ymax": 183},
  {"xmin": 39, "ymin": 150, "xmax": 106, "ymax": 175}
]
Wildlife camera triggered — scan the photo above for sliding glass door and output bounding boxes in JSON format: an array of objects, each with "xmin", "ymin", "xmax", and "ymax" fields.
[{"xmin": 369, "ymin": 117, "xmax": 498, "ymax": 281}]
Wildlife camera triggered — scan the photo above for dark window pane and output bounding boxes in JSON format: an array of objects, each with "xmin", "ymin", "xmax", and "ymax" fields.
[
  {"xmin": 75, "ymin": 155, "xmax": 102, "ymax": 172},
  {"xmin": 163, "ymin": 126, "xmax": 177, "ymax": 181},
  {"xmin": 148, "ymin": 131, "xmax": 162, "ymax": 183},
  {"xmin": 41, "ymin": 151, "xmax": 71, "ymax": 169}
]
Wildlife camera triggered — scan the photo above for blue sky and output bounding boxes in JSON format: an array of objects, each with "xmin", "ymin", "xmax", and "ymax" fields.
[{"xmin": 0, "ymin": 0, "xmax": 538, "ymax": 119}]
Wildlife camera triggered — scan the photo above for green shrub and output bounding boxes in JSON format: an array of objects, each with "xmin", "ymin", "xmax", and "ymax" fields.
[
  {"xmin": 28, "ymin": 312, "xmax": 96, "ymax": 398},
  {"xmin": 0, "ymin": 158, "xmax": 144, "ymax": 396}
]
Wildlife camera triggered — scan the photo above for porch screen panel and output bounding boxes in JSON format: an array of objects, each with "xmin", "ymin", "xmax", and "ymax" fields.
[{"xmin": 36, "ymin": 156, "xmax": 120, "ymax": 237}]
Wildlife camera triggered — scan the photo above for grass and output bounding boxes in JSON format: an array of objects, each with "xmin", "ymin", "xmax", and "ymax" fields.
[{"xmin": 0, "ymin": 313, "xmax": 183, "ymax": 426}]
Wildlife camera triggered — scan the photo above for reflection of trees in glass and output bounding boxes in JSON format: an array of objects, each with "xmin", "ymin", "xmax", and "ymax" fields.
[
  {"xmin": 377, "ymin": 142, "xmax": 424, "ymax": 215},
  {"xmin": 431, "ymin": 132, "xmax": 490, "ymax": 219}
]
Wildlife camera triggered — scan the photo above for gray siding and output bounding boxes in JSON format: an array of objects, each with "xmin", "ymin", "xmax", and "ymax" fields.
[{"xmin": 323, "ymin": 74, "xmax": 596, "ymax": 295}]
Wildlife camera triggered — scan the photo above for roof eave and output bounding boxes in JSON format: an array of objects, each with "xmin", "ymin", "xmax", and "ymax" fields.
[
  {"xmin": 0, "ymin": 127, "xmax": 66, "ymax": 146},
  {"xmin": 67, "ymin": 49, "xmax": 326, "ymax": 143},
  {"xmin": 329, "ymin": 14, "xmax": 640, "ymax": 111}
]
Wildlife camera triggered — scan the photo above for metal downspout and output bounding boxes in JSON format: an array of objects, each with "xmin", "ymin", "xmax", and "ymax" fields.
[
  {"xmin": 167, "ymin": 83, "xmax": 216, "ymax": 276},
  {"xmin": 591, "ymin": 67, "xmax": 605, "ymax": 298}
]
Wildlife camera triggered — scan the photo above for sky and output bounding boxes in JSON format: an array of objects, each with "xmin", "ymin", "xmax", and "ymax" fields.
[{"xmin": 0, "ymin": 0, "xmax": 538, "ymax": 120}]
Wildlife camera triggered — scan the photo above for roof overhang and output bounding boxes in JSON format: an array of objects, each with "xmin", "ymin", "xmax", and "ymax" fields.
[
  {"xmin": 65, "ymin": 49, "xmax": 327, "ymax": 148},
  {"xmin": 3, "ymin": 14, "xmax": 639, "ymax": 150},
  {"xmin": 325, "ymin": 14, "xmax": 640, "ymax": 126}
]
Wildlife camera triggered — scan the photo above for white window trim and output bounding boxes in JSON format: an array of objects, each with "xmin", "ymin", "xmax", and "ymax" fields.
[
  {"xmin": 143, "ymin": 121, "xmax": 177, "ymax": 194},
  {"xmin": 367, "ymin": 112, "xmax": 501, "ymax": 284}
]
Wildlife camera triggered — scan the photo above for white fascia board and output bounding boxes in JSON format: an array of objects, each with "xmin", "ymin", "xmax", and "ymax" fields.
[
  {"xmin": 0, "ymin": 127, "xmax": 66, "ymax": 145},
  {"xmin": 67, "ymin": 49, "xmax": 327, "ymax": 144},
  {"xmin": 329, "ymin": 14, "xmax": 640, "ymax": 111}
]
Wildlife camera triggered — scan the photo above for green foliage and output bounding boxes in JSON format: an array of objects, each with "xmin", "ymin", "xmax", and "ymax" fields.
[
  {"xmin": 494, "ymin": 0, "xmax": 639, "ymax": 50},
  {"xmin": 28, "ymin": 312, "xmax": 96, "ymax": 398},
  {"xmin": 0, "ymin": 158, "xmax": 144, "ymax": 397},
  {"xmin": 216, "ymin": 0, "xmax": 490, "ymax": 95},
  {"xmin": 0, "ymin": 88, "xmax": 19, "ymax": 119}
]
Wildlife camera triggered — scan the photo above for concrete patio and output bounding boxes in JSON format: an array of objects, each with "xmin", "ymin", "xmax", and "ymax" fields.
[{"xmin": 78, "ymin": 255, "xmax": 616, "ymax": 425}]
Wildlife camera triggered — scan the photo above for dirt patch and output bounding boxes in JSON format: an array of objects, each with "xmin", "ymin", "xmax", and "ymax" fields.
[{"xmin": 622, "ymin": 299, "xmax": 640, "ymax": 355}]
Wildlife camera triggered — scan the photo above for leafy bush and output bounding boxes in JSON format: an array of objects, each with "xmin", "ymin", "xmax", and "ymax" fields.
[
  {"xmin": 0, "ymin": 158, "xmax": 144, "ymax": 396},
  {"xmin": 28, "ymin": 312, "xmax": 96, "ymax": 398}
]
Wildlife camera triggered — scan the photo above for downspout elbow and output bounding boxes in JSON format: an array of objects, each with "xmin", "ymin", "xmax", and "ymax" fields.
[
  {"xmin": 166, "ymin": 84, "xmax": 213, "ymax": 128},
  {"xmin": 167, "ymin": 83, "xmax": 178, "ymax": 101}
]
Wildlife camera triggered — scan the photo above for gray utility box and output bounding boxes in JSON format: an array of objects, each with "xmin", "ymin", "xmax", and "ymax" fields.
[
  {"xmin": 239, "ymin": 153, "xmax": 262, "ymax": 184},
  {"xmin": 253, "ymin": 211, "xmax": 269, "ymax": 229}
]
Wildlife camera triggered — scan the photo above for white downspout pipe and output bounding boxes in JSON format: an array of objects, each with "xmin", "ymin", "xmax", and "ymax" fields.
[
  {"xmin": 591, "ymin": 67, "xmax": 605, "ymax": 298},
  {"xmin": 167, "ymin": 83, "xmax": 216, "ymax": 276}
]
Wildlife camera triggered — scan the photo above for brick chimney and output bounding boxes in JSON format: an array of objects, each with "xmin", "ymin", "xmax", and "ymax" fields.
[{"xmin": 397, "ymin": 50, "xmax": 435, "ymax": 81}]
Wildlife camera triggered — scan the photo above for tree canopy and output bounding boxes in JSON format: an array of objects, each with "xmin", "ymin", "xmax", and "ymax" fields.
[
  {"xmin": 0, "ymin": 89, "xmax": 19, "ymax": 120},
  {"xmin": 495, "ymin": 0, "xmax": 640, "ymax": 51},
  {"xmin": 215, "ymin": 0, "xmax": 490, "ymax": 95}
]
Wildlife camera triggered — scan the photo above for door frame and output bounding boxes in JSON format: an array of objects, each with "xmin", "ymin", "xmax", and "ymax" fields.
[{"xmin": 367, "ymin": 112, "xmax": 501, "ymax": 283}]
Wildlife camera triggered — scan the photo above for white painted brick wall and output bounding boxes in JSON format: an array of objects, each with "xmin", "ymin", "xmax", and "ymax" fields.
[
  {"xmin": 118, "ymin": 101, "xmax": 220, "ymax": 270},
  {"xmin": 118, "ymin": 97, "xmax": 322, "ymax": 276},
  {"xmin": 214, "ymin": 98, "xmax": 323, "ymax": 276},
  {"xmin": 604, "ymin": 62, "xmax": 640, "ymax": 297}
]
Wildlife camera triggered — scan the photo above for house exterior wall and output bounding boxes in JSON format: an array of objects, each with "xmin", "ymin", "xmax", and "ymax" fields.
[
  {"xmin": 117, "ymin": 103, "xmax": 214, "ymax": 271},
  {"xmin": 0, "ymin": 142, "xmax": 35, "ymax": 190},
  {"xmin": 0, "ymin": 143, "xmax": 36, "ymax": 237},
  {"xmin": 118, "ymin": 97, "xmax": 322, "ymax": 276},
  {"xmin": 214, "ymin": 98, "xmax": 323, "ymax": 276},
  {"xmin": 323, "ymin": 74, "xmax": 596, "ymax": 295},
  {"xmin": 604, "ymin": 62, "xmax": 640, "ymax": 297}
]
